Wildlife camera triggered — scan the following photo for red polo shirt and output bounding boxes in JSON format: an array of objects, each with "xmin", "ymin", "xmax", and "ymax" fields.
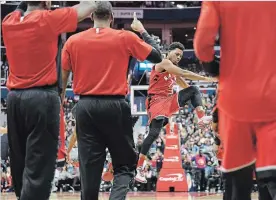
[
  {"xmin": 62, "ymin": 28, "xmax": 152, "ymax": 95},
  {"xmin": 2, "ymin": 8, "xmax": 78, "ymax": 89},
  {"xmin": 194, "ymin": 2, "xmax": 276, "ymax": 122}
]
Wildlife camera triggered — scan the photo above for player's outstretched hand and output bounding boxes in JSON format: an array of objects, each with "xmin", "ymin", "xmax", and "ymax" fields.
[
  {"xmin": 131, "ymin": 12, "xmax": 145, "ymax": 33},
  {"xmin": 204, "ymin": 77, "xmax": 218, "ymax": 82}
]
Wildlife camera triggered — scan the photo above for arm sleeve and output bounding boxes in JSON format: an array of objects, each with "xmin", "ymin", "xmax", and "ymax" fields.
[
  {"xmin": 124, "ymin": 31, "xmax": 153, "ymax": 61},
  {"xmin": 140, "ymin": 31, "xmax": 162, "ymax": 55},
  {"xmin": 15, "ymin": 1, "xmax": 27, "ymax": 12},
  {"xmin": 61, "ymin": 41, "xmax": 72, "ymax": 71},
  {"xmin": 194, "ymin": 1, "xmax": 220, "ymax": 62},
  {"xmin": 45, "ymin": 7, "xmax": 78, "ymax": 35},
  {"xmin": 140, "ymin": 31, "xmax": 162, "ymax": 63}
]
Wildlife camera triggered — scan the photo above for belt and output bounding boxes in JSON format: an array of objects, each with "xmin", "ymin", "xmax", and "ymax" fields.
[
  {"xmin": 79, "ymin": 95, "xmax": 125, "ymax": 100},
  {"xmin": 10, "ymin": 84, "xmax": 58, "ymax": 92}
]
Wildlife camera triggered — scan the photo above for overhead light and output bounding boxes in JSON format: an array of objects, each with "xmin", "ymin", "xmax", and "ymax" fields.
[
  {"xmin": 185, "ymin": 34, "xmax": 188, "ymax": 37},
  {"xmin": 171, "ymin": 2, "xmax": 175, "ymax": 5},
  {"xmin": 177, "ymin": 4, "xmax": 184, "ymax": 9},
  {"xmin": 194, "ymin": 27, "xmax": 197, "ymax": 30}
]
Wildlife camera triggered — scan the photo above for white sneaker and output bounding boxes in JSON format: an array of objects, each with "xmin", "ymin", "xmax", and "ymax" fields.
[
  {"xmin": 135, "ymin": 167, "xmax": 147, "ymax": 183},
  {"xmin": 198, "ymin": 116, "xmax": 212, "ymax": 128}
]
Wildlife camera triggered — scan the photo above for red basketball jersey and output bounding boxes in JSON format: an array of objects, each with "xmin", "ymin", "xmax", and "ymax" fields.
[{"xmin": 148, "ymin": 66, "xmax": 176, "ymax": 97}]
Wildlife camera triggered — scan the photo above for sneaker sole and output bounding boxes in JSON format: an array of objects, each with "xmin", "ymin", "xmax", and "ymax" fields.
[{"xmin": 134, "ymin": 177, "xmax": 147, "ymax": 184}]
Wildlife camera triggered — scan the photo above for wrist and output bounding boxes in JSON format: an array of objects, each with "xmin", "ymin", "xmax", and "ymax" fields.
[{"xmin": 139, "ymin": 29, "xmax": 147, "ymax": 34}]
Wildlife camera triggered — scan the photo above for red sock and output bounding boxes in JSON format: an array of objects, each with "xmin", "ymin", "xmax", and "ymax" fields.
[
  {"xmin": 196, "ymin": 109, "xmax": 205, "ymax": 119},
  {"xmin": 137, "ymin": 156, "xmax": 145, "ymax": 168}
]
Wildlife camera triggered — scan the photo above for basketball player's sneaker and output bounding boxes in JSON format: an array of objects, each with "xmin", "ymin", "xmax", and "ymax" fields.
[
  {"xmin": 102, "ymin": 162, "xmax": 114, "ymax": 182},
  {"xmin": 135, "ymin": 167, "xmax": 147, "ymax": 183},
  {"xmin": 198, "ymin": 115, "xmax": 213, "ymax": 128}
]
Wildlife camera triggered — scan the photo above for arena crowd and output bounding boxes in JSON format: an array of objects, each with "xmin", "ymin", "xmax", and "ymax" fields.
[{"xmin": 1, "ymin": 86, "xmax": 227, "ymax": 193}]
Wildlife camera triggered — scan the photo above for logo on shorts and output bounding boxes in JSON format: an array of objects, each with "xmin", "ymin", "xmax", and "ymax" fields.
[
  {"xmin": 164, "ymin": 74, "xmax": 171, "ymax": 81},
  {"xmin": 159, "ymin": 173, "xmax": 184, "ymax": 182},
  {"xmin": 166, "ymin": 134, "xmax": 177, "ymax": 139},
  {"xmin": 166, "ymin": 145, "xmax": 178, "ymax": 150},
  {"xmin": 164, "ymin": 156, "xmax": 179, "ymax": 162}
]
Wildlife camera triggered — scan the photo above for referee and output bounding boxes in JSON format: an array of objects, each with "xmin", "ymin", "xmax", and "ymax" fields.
[
  {"xmin": 2, "ymin": 1, "xmax": 96, "ymax": 200},
  {"xmin": 61, "ymin": 2, "xmax": 162, "ymax": 199}
]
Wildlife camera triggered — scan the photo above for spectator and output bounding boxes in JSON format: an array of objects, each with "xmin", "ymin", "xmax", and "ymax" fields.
[
  {"xmin": 206, "ymin": 168, "xmax": 221, "ymax": 192},
  {"xmin": 192, "ymin": 150, "xmax": 207, "ymax": 191}
]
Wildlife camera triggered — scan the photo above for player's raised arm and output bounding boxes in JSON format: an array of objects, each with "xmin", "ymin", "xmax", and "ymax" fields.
[
  {"xmin": 73, "ymin": 1, "xmax": 97, "ymax": 22},
  {"xmin": 158, "ymin": 59, "xmax": 215, "ymax": 82},
  {"xmin": 127, "ymin": 12, "xmax": 162, "ymax": 63},
  {"xmin": 15, "ymin": 1, "xmax": 27, "ymax": 12}
]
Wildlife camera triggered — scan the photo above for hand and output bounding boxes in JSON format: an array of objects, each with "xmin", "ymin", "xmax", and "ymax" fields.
[
  {"xmin": 80, "ymin": 1, "xmax": 96, "ymax": 6},
  {"xmin": 66, "ymin": 153, "xmax": 72, "ymax": 163},
  {"xmin": 0, "ymin": 127, "xmax": 7, "ymax": 134},
  {"xmin": 131, "ymin": 12, "xmax": 145, "ymax": 33},
  {"xmin": 205, "ymin": 77, "xmax": 218, "ymax": 82}
]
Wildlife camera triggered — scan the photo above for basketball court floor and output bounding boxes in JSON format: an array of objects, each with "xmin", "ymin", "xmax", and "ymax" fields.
[{"xmin": 1, "ymin": 192, "xmax": 258, "ymax": 200}]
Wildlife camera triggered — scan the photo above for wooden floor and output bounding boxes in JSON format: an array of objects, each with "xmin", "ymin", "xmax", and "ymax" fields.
[{"xmin": 1, "ymin": 192, "xmax": 259, "ymax": 200}]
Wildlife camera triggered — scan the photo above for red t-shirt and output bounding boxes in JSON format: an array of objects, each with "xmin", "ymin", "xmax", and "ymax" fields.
[
  {"xmin": 2, "ymin": 8, "xmax": 78, "ymax": 89},
  {"xmin": 62, "ymin": 28, "xmax": 152, "ymax": 95},
  {"xmin": 194, "ymin": 2, "xmax": 276, "ymax": 122},
  {"xmin": 148, "ymin": 65, "xmax": 176, "ymax": 96},
  {"xmin": 193, "ymin": 155, "xmax": 207, "ymax": 169}
]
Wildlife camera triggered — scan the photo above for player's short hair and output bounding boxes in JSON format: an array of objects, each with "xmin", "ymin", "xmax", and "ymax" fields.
[
  {"xmin": 168, "ymin": 42, "xmax": 185, "ymax": 51},
  {"xmin": 27, "ymin": 1, "xmax": 42, "ymax": 6},
  {"xmin": 93, "ymin": 1, "xmax": 113, "ymax": 20}
]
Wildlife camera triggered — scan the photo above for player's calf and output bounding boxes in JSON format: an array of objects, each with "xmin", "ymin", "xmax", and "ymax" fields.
[{"xmin": 135, "ymin": 119, "xmax": 164, "ymax": 183}]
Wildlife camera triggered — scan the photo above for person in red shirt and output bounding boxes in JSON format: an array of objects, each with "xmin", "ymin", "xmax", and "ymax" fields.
[
  {"xmin": 61, "ymin": 2, "xmax": 162, "ymax": 200},
  {"xmin": 135, "ymin": 42, "xmax": 216, "ymax": 183},
  {"xmin": 2, "ymin": 1, "xmax": 96, "ymax": 200},
  {"xmin": 194, "ymin": 2, "xmax": 276, "ymax": 200},
  {"xmin": 191, "ymin": 151, "xmax": 207, "ymax": 191}
]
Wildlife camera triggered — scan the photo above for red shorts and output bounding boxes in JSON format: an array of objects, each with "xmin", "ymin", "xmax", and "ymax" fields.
[
  {"xmin": 57, "ymin": 108, "xmax": 66, "ymax": 167},
  {"xmin": 219, "ymin": 110, "xmax": 276, "ymax": 173},
  {"xmin": 146, "ymin": 93, "xmax": 180, "ymax": 123}
]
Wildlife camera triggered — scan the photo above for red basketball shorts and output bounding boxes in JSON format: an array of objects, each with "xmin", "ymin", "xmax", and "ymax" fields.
[
  {"xmin": 219, "ymin": 110, "xmax": 276, "ymax": 174},
  {"xmin": 146, "ymin": 93, "xmax": 180, "ymax": 124},
  {"xmin": 57, "ymin": 108, "xmax": 66, "ymax": 167}
]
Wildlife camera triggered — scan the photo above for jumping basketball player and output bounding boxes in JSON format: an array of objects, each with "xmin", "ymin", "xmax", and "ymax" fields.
[
  {"xmin": 195, "ymin": 2, "xmax": 276, "ymax": 200},
  {"xmin": 135, "ymin": 42, "xmax": 216, "ymax": 183}
]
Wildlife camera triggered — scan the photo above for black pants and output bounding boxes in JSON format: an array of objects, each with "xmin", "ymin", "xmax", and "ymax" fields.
[
  {"xmin": 7, "ymin": 87, "xmax": 60, "ymax": 200},
  {"xmin": 198, "ymin": 168, "xmax": 206, "ymax": 191},
  {"xmin": 76, "ymin": 96, "xmax": 137, "ymax": 200},
  {"xmin": 223, "ymin": 165, "xmax": 254, "ymax": 200},
  {"xmin": 222, "ymin": 172, "xmax": 233, "ymax": 200}
]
